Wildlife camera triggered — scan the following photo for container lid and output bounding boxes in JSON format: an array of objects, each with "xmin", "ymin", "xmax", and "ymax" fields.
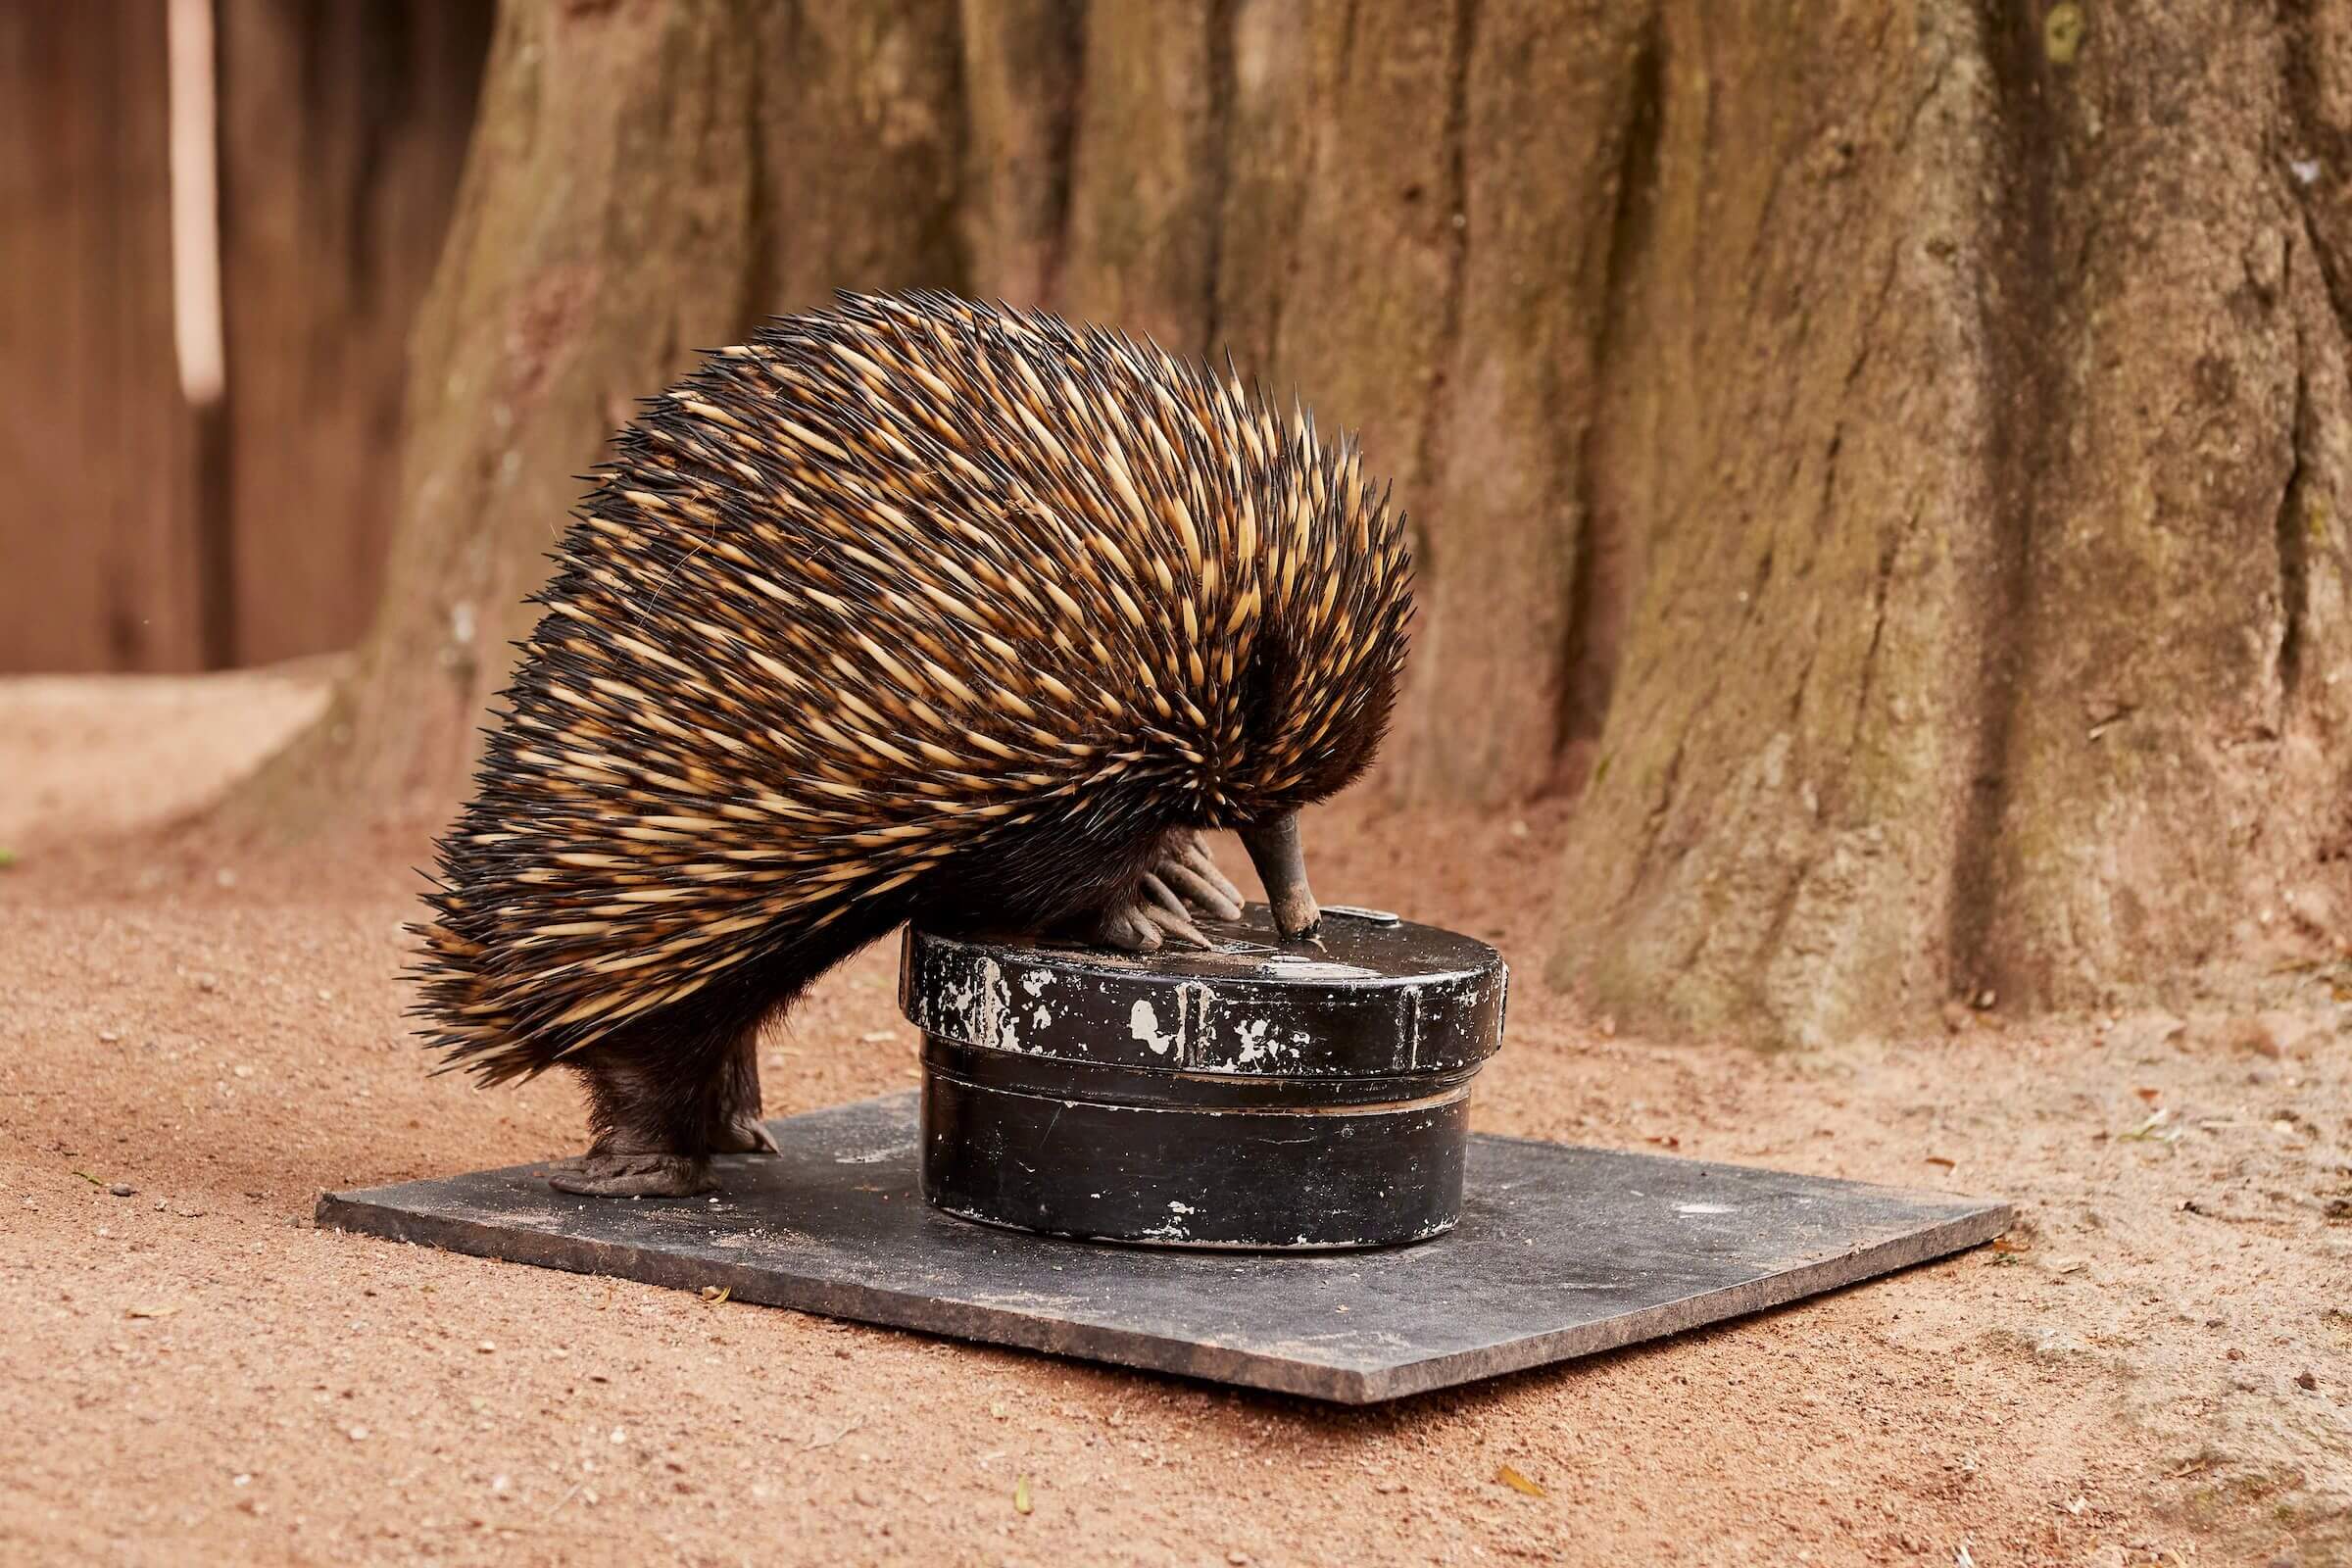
[{"xmin": 899, "ymin": 905, "xmax": 1506, "ymax": 1078}]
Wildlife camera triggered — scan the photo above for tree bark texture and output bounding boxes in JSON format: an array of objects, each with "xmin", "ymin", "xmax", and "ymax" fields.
[
  {"xmin": 264, "ymin": 0, "xmax": 2352, "ymax": 1041},
  {"xmin": 1560, "ymin": 1, "xmax": 2352, "ymax": 1041}
]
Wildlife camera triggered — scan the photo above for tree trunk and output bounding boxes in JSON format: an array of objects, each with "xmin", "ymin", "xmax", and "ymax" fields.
[
  {"xmin": 0, "ymin": 1, "xmax": 489, "ymax": 674},
  {"xmin": 216, "ymin": 0, "xmax": 492, "ymax": 665},
  {"xmin": 238, "ymin": 0, "xmax": 2352, "ymax": 1040},
  {"xmin": 0, "ymin": 2, "xmax": 208, "ymax": 672},
  {"xmin": 1555, "ymin": 0, "xmax": 2352, "ymax": 1041}
]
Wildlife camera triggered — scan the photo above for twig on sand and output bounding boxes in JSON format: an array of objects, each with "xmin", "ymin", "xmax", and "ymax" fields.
[{"xmin": 803, "ymin": 1416, "xmax": 865, "ymax": 1451}]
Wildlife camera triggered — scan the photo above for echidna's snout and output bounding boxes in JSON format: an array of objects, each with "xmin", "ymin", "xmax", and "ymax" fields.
[{"xmin": 1240, "ymin": 811, "xmax": 1321, "ymax": 941}]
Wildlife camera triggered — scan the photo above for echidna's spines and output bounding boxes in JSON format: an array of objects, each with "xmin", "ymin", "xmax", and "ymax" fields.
[{"xmin": 415, "ymin": 292, "xmax": 1410, "ymax": 1082}]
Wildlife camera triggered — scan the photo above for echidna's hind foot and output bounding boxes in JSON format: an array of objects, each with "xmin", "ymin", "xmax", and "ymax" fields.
[
  {"xmin": 548, "ymin": 1150, "xmax": 714, "ymax": 1198},
  {"xmin": 1089, "ymin": 831, "xmax": 1246, "ymax": 954},
  {"xmin": 550, "ymin": 1014, "xmax": 774, "ymax": 1198}
]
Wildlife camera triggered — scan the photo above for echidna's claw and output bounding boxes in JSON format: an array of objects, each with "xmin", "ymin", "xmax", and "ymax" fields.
[
  {"xmin": 1093, "ymin": 903, "xmax": 1161, "ymax": 953},
  {"xmin": 1091, "ymin": 882, "xmax": 1213, "ymax": 954},
  {"xmin": 1160, "ymin": 834, "xmax": 1244, "ymax": 921},
  {"xmin": 716, "ymin": 1114, "xmax": 783, "ymax": 1157},
  {"xmin": 1140, "ymin": 872, "xmax": 1192, "ymax": 922}
]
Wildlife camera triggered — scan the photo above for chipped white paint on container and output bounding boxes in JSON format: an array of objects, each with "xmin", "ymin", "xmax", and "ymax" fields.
[{"xmin": 901, "ymin": 904, "xmax": 1508, "ymax": 1250}]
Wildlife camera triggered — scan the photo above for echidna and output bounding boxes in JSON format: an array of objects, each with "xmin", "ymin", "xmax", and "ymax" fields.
[{"xmin": 415, "ymin": 291, "xmax": 1414, "ymax": 1197}]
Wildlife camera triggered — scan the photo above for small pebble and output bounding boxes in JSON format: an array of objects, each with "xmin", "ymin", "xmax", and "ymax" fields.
[
  {"xmin": 108, "ymin": 1183, "xmax": 135, "ymax": 1198},
  {"xmin": 2297, "ymin": 1370, "xmax": 2319, "ymax": 1391},
  {"xmin": 476, "ymin": 1341, "xmax": 496, "ymax": 1354},
  {"xmin": 97, "ymin": 1030, "xmax": 121, "ymax": 1044},
  {"xmin": 348, "ymin": 1425, "xmax": 369, "ymax": 1442},
  {"xmin": 854, "ymin": 1486, "xmax": 879, "ymax": 1506},
  {"xmin": 193, "ymin": 973, "xmax": 219, "ymax": 993}
]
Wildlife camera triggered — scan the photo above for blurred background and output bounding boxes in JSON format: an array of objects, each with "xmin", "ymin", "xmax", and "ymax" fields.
[{"xmin": 1, "ymin": 0, "xmax": 490, "ymax": 673}]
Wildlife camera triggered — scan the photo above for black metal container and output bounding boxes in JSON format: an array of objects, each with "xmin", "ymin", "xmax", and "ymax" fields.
[{"xmin": 898, "ymin": 905, "xmax": 1507, "ymax": 1250}]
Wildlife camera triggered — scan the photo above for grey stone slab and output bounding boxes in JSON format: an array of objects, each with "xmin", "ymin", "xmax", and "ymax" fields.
[{"xmin": 314, "ymin": 1092, "xmax": 2011, "ymax": 1404}]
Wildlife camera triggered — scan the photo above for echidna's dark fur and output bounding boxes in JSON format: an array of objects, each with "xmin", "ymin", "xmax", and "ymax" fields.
[{"xmin": 413, "ymin": 291, "xmax": 1413, "ymax": 1194}]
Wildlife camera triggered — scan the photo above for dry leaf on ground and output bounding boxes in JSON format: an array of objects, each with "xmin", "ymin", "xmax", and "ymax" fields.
[{"xmin": 1496, "ymin": 1464, "xmax": 1545, "ymax": 1498}]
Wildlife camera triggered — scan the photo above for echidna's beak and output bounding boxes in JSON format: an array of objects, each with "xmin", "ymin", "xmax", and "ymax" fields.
[{"xmin": 1240, "ymin": 811, "xmax": 1321, "ymax": 941}]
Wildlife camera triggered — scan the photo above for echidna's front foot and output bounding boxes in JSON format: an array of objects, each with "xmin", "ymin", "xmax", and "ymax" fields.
[
  {"xmin": 1093, "ymin": 891, "xmax": 1206, "ymax": 954},
  {"xmin": 1091, "ymin": 831, "xmax": 1246, "ymax": 954},
  {"xmin": 1155, "ymin": 831, "xmax": 1245, "ymax": 922},
  {"xmin": 547, "ymin": 1151, "xmax": 714, "ymax": 1198}
]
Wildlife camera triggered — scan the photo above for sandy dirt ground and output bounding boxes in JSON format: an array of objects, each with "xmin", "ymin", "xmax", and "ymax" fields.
[{"xmin": 1, "ymin": 668, "xmax": 2346, "ymax": 1567}]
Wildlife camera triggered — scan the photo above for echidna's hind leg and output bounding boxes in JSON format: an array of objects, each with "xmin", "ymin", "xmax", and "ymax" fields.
[
  {"xmin": 548, "ymin": 1002, "xmax": 773, "ymax": 1198},
  {"xmin": 1089, "ymin": 830, "xmax": 1244, "ymax": 954}
]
